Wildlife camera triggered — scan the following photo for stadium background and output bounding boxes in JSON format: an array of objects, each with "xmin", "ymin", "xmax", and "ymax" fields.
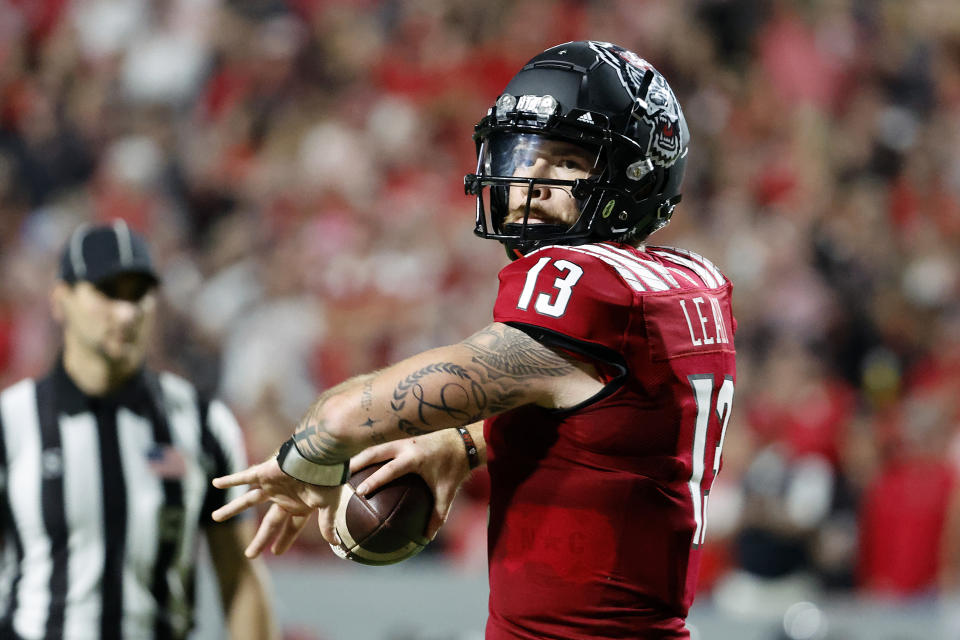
[{"xmin": 1, "ymin": 0, "xmax": 959, "ymax": 638}]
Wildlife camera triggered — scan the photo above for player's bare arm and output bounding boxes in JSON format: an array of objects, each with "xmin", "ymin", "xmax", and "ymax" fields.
[
  {"xmin": 212, "ymin": 322, "xmax": 603, "ymax": 551},
  {"xmin": 337, "ymin": 325, "xmax": 609, "ymax": 537},
  {"xmin": 291, "ymin": 321, "xmax": 603, "ymax": 462}
]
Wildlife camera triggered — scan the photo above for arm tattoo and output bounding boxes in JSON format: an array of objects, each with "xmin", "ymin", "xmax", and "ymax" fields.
[
  {"xmin": 391, "ymin": 363, "xmax": 487, "ymax": 436},
  {"xmin": 462, "ymin": 324, "xmax": 577, "ymax": 413},
  {"xmin": 294, "ymin": 404, "xmax": 352, "ymax": 463},
  {"xmin": 386, "ymin": 325, "xmax": 580, "ymax": 433},
  {"xmin": 463, "ymin": 325, "xmax": 576, "ymax": 380},
  {"xmin": 360, "ymin": 379, "xmax": 374, "ymax": 411}
]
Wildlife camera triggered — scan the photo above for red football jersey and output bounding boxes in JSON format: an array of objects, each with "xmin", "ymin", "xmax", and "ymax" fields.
[{"xmin": 484, "ymin": 241, "xmax": 737, "ymax": 639}]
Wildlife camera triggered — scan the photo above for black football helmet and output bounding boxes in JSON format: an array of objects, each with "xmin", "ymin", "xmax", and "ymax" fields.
[{"xmin": 465, "ymin": 41, "xmax": 689, "ymax": 259}]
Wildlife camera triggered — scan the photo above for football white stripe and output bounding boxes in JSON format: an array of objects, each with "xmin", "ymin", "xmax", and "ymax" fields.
[
  {"xmin": 570, "ymin": 245, "xmax": 669, "ymax": 291},
  {"xmin": 345, "ymin": 540, "xmax": 425, "ymax": 564},
  {"xmin": 333, "ymin": 484, "xmax": 358, "ymax": 549}
]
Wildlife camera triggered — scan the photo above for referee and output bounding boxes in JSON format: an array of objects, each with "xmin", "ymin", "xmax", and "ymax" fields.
[{"xmin": 0, "ymin": 222, "xmax": 278, "ymax": 639}]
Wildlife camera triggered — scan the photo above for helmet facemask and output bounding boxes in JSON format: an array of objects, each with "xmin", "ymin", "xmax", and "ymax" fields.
[{"xmin": 468, "ymin": 131, "xmax": 606, "ymax": 259}]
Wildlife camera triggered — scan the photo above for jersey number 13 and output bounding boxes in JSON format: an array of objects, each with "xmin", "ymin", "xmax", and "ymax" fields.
[
  {"xmin": 687, "ymin": 374, "xmax": 734, "ymax": 548},
  {"xmin": 517, "ymin": 256, "xmax": 584, "ymax": 318}
]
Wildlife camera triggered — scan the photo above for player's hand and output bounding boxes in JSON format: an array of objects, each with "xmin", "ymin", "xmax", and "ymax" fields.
[
  {"xmin": 244, "ymin": 504, "xmax": 311, "ymax": 558},
  {"xmin": 348, "ymin": 428, "xmax": 474, "ymax": 540},
  {"xmin": 212, "ymin": 458, "xmax": 342, "ymax": 546}
]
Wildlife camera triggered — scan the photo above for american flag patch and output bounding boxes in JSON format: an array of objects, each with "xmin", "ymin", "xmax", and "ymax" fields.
[{"xmin": 146, "ymin": 444, "xmax": 187, "ymax": 479}]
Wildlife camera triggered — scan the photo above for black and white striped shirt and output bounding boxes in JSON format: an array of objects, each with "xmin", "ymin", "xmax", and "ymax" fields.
[{"xmin": 0, "ymin": 361, "xmax": 248, "ymax": 640}]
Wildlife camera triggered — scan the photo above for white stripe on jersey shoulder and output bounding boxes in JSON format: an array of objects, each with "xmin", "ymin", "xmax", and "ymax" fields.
[
  {"xmin": 592, "ymin": 243, "xmax": 682, "ymax": 288},
  {"xmin": 649, "ymin": 246, "xmax": 727, "ymax": 289},
  {"xmin": 662, "ymin": 247, "xmax": 727, "ymax": 283},
  {"xmin": 566, "ymin": 244, "xmax": 671, "ymax": 291},
  {"xmin": 653, "ymin": 246, "xmax": 727, "ymax": 283},
  {"xmin": 650, "ymin": 249, "xmax": 717, "ymax": 288},
  {"xmin": 561, "ymin": 245, "xmax": 645, "ymax": 291}
]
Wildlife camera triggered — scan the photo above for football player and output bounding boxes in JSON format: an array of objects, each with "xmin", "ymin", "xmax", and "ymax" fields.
[{"xmin": 213, "ymin": 40, "xmax": 736, "ymax": 639}]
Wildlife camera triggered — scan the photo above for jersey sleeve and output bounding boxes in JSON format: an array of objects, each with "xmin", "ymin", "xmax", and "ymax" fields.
[{"xmin": 493, "ymin": 246, "xmax": 634, "ymax": 353}]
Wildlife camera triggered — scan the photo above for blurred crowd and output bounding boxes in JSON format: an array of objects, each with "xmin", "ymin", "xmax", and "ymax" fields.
[{"xmin": 2, "ymin": 0, "xmax": 960, "ymax": 627}]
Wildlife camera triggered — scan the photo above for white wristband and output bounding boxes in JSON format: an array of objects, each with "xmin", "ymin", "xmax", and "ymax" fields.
[{"xmin": 276, "ymin": 438, "xmax": 349, "ymax": 486}]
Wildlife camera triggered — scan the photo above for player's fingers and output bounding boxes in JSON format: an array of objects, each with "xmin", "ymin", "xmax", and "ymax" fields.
[
  {"xmin": 355, "ymin": 458, "xmax": 413, "ymax": 496},
  {"xmin": 316, "ymin": 485, "xmax": 347, "ymax": 546},
  {"xmin": 348, "ymin": 441, "xmax": 402, "ymax": 473},
  {"xmin": 272, "ymin": 514, "xmax": 310, "ymax": 555},
  {"xmin": 245, "ymin": 504, "xmax": 288, "ymax": 558},
  {"xmin": 425, "ymin": 486, "xmax": 458, "ymax": 540},
  {"xmin": 426, "ymin": 510, "xmax": 446, "ymax": 541},
  {"xmin": 212, "ymin": 468, "xmax": 257, "ymax": 489},
  {"xmin": 211, "ymin": 488, "xmax": 268, "ymax": 522},
  {"xmin": 317, "ymin": 507, "xmax": 339, "ymax": 546},
  {"xmin": 264, "ymin": 492, "xmax": 314, "ymax": 517}
]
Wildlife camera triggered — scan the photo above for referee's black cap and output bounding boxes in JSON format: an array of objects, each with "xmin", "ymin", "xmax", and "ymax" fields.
[{"xmin": 59, "ymin": 220, "xmax": 160, "ymax": 287}]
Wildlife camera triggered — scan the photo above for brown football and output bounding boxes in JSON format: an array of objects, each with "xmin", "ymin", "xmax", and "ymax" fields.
[{"xmin": 331, "ymin": 462, "xmax": 434, "ymax": 566}]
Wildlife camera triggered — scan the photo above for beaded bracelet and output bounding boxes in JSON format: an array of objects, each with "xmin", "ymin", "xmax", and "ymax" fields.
[{"xmin": 456, "ymin": 426, "xmax": 480, "ymax": 470}]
